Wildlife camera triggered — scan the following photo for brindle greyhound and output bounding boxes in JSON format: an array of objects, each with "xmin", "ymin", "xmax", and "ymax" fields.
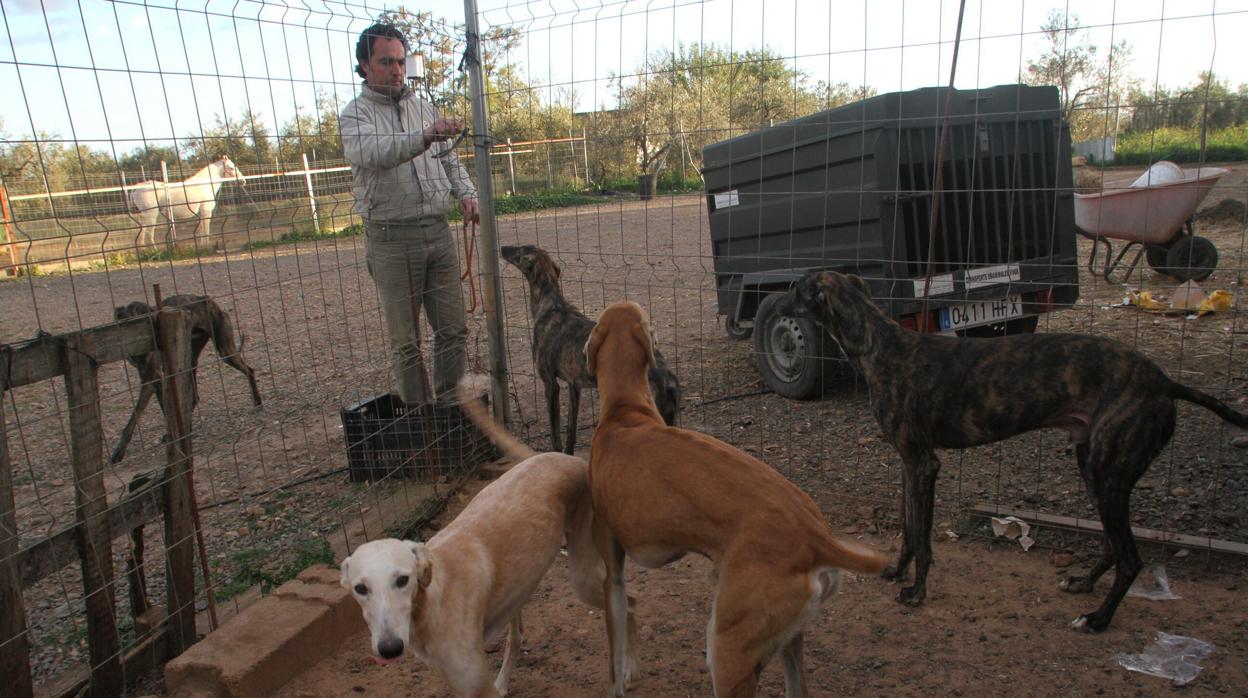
[
  {"xmin": 777, "ymin": 270, "xmax": 1248, "ymax": 632},
  {"xmin": 111, "ymin": 294, "xmax": 262, "ymax": 463},
  {"xmin": 500, "ymin": 244, "xmax": 681, "ymax": 454}
]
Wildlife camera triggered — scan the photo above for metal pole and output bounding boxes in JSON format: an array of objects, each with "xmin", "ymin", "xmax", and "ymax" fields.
[
  {"xmin": 462, "ymin": 0, "xmax": 511, "ymax": 425},
  {"xmin": 582, "ymin": 127, "xmax": 591, "ymax": 188},
  {"xmin": 160, "ymin": 161, "xmax": 172, "ymax": 248},
  {"xmin": 506, "ymin": 139, "xmax": 517, "ymax": 196},
  {"xmin": 569, "ymin": 129, "xmax": 579, "ymax": 187},
  {"xmin": 301, "ymin": 153, "xmax": 321, "ymax": 235}
]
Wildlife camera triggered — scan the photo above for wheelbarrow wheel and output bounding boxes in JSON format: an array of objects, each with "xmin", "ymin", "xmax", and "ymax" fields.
[
  {"xmin": 1164, "ymin": 235, "xmax": 1218, "ymax": 281},
  {"xmin": 1144, "ymin": 241, "xmax": 1173, "ymax": 272}
]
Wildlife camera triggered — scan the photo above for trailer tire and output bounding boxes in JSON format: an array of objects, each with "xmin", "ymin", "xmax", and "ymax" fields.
[
  {"xmin": 753, "ymin": 293, "xmax": 828, "ymax": 399},
  {"xmin": 725, "ymin": 315, "xmax": 753, "ymax": 340},
  {"xmin": 1165, "ymin": 235, "xmax": 1218, "ymax": 282}
]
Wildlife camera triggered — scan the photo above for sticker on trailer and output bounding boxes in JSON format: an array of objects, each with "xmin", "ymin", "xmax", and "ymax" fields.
[
  {"xmin": 964, "ymin": 264, "xmax": 1021, "ymax": 290},
  {"xmin": 714, "ymin": 190, "xmax": 740, "ymax": 209},
  {"xmin": 913, "ymin": 274, "xmax": 955, "ymax": 297}
]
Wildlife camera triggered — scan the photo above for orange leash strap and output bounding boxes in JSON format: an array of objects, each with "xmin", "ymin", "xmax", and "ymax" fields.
[{"xmin": 461, "ymin": 219, "xmax": 478, "ymax": 314}]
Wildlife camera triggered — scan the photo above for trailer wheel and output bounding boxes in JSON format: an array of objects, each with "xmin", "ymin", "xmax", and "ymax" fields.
[
  {"xmin": 1164, "ymin": 235, "xmax": 1218, "ymax": 282},
  {"xmin": 725, "ymin": 316, "xmax": 753, "ymax": 340},
  {"xmin": 753, "ymin": 293, "xmax": 827, "ymax": 399},
  {"xmin": 1145, "ymin": 242, "xmax": 1172, "ymax": 272}
]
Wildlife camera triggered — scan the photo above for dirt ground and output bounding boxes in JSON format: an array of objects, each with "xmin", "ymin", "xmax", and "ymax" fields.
[
  {"xmin": 278, "ymin": 475, "xmax": 1248, "ymax": 698},
  {"xmin": 2, "ymin": 161, "xmax": 1247, "ymax": 693}
]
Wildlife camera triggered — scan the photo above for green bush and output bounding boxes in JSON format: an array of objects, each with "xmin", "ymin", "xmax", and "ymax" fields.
[
  {"xmin": 1114, "ymin": 125, "xmax": 1248, "ymax": 165},
  {"xmin": 599, "ymin": 172, "xmax": 703, "ymax": 194},
  {"xmin": 449, "ymin": 191, "xmax": 604, "ymax": 220}
]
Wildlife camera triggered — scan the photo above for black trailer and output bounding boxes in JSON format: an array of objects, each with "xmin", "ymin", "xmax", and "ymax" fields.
[{"xmin": 703, "ymin": 83, "xmax": 1081, "ymax": 398}]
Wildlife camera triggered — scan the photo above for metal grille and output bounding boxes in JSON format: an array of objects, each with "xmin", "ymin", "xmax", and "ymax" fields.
[{"xmin": 897, "ymin": 120, "xmax": 1062, "ymax": 278}]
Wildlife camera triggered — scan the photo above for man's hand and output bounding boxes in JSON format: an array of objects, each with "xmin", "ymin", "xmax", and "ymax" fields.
[
  {"xmin": 460, "ymin": 196, "xmax": 480, "ymax": 223},
  {"xmin": 424, "ymin": 118, "xmax": 463, "ymax": 149}
]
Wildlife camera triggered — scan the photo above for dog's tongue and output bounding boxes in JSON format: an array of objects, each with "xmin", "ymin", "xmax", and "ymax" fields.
[{"xmin": 371, "ymin": 655, "xmax": 403, "ymax": 666}]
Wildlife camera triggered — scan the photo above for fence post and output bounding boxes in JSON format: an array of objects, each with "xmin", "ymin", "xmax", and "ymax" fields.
[
  {"xmin": 0, "ymin": 353, "xmax": 34, "ymax": 697},
  {"xmin": 160, "ymin": 161, "xmax": 172, "ymax": 247},
  {"xmin": 568, "ymin": 130, "xmax": 580, "ymax": 187},
  {"xmin": 582, "ymin": 127, "xmax": 591, "ymax": 188},
  {"xmin": 301, "ymin": 153, "xmax": 321, "ymax": 236},
  {"xmin": 463, "ymin": 0, "xmax": 511, "ymax": 425},
  {"xmin": 157, "ymin": 307, "xmax": 197, "ymax": 656},
  {"xmin": 0, "ymin": 186, "xmax": 19, "ymax": 276},
  {"xmin": 505, "ymin": 139, "xmax": 517, "ymax": 196},
  {"xmin": 63, "ymin": 333, "xmax": 123, "ymax": 697}
]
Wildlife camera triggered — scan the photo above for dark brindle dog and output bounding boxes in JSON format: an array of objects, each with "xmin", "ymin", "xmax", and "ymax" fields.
[
  {"xmin": 501, "ymin": 244, "xmax": 681, "ymax": 454},
  {"xmin": 777, "ymin": 270, "xmax": 1248, "ymax": 632},
  {"xmin": 111, "ymin": 294, "xmax": 262, "ymax": 463}
]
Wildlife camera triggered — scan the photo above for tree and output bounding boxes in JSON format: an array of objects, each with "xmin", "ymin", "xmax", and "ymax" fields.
[
  {"xmin": 278, "ymin": 91, "xmax": 345, "ymax": 165},
  {"xmin": 607, "ymin": 44, "xmax": 826, "ymax": 181},
  {"xmin": 1024, "ymin": 9, "xmax": 1134, "ymax": 142},
  {"xmin": 378, "ymin": 7, "xmax": 522, "ymax": 114},
  {"xmin": 1126, "ymin": 73, "xmax": 1247, "ymax": 133},
  {"xmin": 181, "ymin": 110, "xmax": 274, "ymax": 169},
  {"xmin": 117, "ymin": 145, "xmax": 182, "ymax": 178}
]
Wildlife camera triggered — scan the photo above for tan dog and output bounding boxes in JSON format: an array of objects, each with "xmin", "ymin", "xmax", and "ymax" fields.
[
  {"xmin": 339, "ymin": 386, "xmax": 637, "ymax": 697},
  {"xmin": 585, "ymin": 301, "xmax": 888, "ymax": 698}
]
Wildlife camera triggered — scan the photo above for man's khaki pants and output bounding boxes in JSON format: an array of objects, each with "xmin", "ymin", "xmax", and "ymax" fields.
[{"xmin": 364, "ymin": 218, "xmax": 467, "ymax": 406}]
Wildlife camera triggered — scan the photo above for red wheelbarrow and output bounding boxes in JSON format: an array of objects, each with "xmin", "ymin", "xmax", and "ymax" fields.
[{"xmin": 1074, "ymin": 162, "xmax": 1228, "ymax": 282}]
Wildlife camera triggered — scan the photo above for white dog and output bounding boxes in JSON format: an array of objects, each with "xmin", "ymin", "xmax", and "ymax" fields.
[{"xmin": 340, "ymin": 387, "xmax": 638, "ymax": 697}]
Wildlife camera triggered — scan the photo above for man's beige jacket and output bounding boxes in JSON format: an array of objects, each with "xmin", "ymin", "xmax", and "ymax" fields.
[{"xmin": 340, "ymin": 85, "xmax": 476, "ymax": 223}]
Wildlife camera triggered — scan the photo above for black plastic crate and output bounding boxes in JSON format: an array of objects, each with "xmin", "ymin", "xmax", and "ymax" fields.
[{"xmin": 341, "ymin": 393, "xmax": 498, "ymax": 483}]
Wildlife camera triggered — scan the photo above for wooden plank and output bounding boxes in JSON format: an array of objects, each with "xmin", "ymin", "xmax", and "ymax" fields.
[
  {"xmin": 158, "ymin": 309, "xmax": 197, "ymax": 656},
  {"xmin": 0, "ymin": 363, "xmax": 35, "ymax": 697},
  {"xmin": 63, "ymin": 333, "xmax": 123, "ymax": 697},
  {"xmin": 971, "ymin": 503, "xmax": 1248, "ymax": 556},
  {"xmin": 50, "ymin": 607, "xmax": 171, "ymax": 698},
  {"xmin": 16, "ymin": 482, "xmax": 163, "ymax": 587},
  {"xmin": 2, "ymin": 316, "xmax": 156, "ymax": 390}
]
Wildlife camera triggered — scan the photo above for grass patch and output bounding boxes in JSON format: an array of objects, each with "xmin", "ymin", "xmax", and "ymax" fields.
[
  {"xmin": 214, "ymin": 537, "xmax": 335, "ymax": 601},
  {"xmin": 240, "ymin": 223, "xmax": 364, "ymax": 252},
  {"xmin": 1114, "ymin": 125, "xmax": 1248, "ymax": 165}
]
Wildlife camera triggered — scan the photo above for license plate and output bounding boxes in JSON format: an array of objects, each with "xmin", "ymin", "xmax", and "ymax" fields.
[{"xmin": 938, "ymin": 295, "xmax": 1024, "ymax": 331}]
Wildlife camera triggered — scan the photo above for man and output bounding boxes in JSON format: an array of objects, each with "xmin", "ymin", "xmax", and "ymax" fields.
[{"xmin": 341, "ymin": 23, "xmax": 480, "ymax": 406}]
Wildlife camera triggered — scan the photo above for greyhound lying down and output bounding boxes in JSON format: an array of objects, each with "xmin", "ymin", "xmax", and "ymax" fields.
[{"xmin": 339, "ymin": 384, "xmax": 638, "ymax": 697}]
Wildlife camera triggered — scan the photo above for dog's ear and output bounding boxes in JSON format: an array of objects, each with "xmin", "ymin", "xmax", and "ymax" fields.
[
  {"xmin": 630, "ymin": 322, "xmax": 657, "ymax": 372},
  {"xmin": 406, "ymin": 540, "xmax": 433, "ymax": 589},
  {"xmin": 338, "ymin": 555, "xmax": 351, "ymax": 588},
  {"xmin": 585, "ymin": 322, "xmax": 604, "ymax": 377}
]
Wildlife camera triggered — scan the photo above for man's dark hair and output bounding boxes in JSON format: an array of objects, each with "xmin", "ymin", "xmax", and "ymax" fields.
[{"xmin": 355, "ymin": 23, "xmax": 409, "ymax": 78}]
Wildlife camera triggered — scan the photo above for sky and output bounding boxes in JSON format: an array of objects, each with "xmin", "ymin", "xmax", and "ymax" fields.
[{"xmin": 1, "ymin": 0, "xmax": 1246, "ymax": 158}]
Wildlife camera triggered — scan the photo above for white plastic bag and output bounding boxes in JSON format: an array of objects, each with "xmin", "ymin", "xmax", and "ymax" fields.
[
  {"xmin": 1115, "ymin": 631, "xmax": 1215, "ymax": 686},
  {"xmin": 1126, "ymin": 564, "xmax": 1180, "ymax": 601}
]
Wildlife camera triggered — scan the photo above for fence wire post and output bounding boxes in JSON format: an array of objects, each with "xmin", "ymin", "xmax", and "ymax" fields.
[
  {"xmin": 301, "ymin": 153, "xmax": 321, "ymax": 236},
  {"xmin": 160, "ymin": 161, "xmax": 172, "ymax": 248},
  {"xmin": 0, "ymin": 354, "xmax": 34, "ymax": 698},
  {"xmin": 462, "ymin": 0, "xmax": 510, "ymax": 426}
]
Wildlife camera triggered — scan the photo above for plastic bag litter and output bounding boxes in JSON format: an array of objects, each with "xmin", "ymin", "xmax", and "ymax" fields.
[
  {"xmin": 990, "ymin": 516, "xmax": 1035, "ymax": 551},
  {"xmin": 1197, "ymin": 289, "xmax": 1232, "ymax": 316},
  {"xmin": 1124, "ymin": 288, "xmax": 1232, "ymax": 316},
  {"xmin": 1127, "ymin": 563, "xmax": 1180, "ymax": 600},
  {"xmin": 1115, "ymin": 631, "xmax": 1215, "ymax": 686}
]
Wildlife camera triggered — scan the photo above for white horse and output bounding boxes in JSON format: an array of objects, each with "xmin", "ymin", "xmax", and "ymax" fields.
[{"xmin": 127, "ymin": 156, "xmax": 246, "ymax": 250}]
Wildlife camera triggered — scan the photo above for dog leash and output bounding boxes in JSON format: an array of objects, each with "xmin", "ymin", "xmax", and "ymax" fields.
[{"xmin": 460, "ymin": 218, "xmax": 478, "ymax": 313}]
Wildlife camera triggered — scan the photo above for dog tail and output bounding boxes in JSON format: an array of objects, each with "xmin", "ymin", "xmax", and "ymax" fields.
[
  {"xmin": 823, "ymin": 535, "xmax": 889, "ymax": 576},
  {"xmin": 1171, "ymin": 381, "xmax": 1248, "ymax": 428},
  {"xmin": 455, "ymin": 378, "xmax": 536, "ymax": 462}
]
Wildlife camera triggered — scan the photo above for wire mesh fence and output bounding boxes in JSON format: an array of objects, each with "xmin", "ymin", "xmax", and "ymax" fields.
[{"xmin": 1, "ymin": 0, "xmax": 1247, "ymax": 694}]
